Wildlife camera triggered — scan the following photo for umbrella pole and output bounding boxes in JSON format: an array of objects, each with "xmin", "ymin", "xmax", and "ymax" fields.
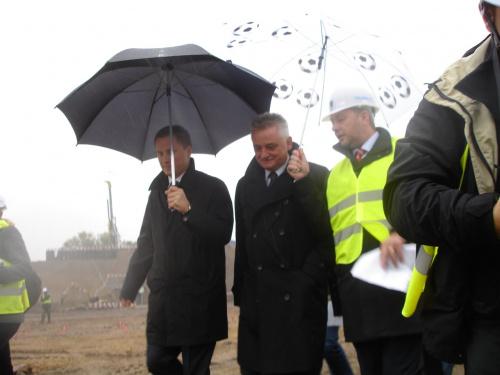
[
  {"xmin": 166, "ymin": 68, "xmax": 176, "ymax": 185},
  {"xmin": 299, "ymin": 35, "xmax": 328, "ymax": 148}
]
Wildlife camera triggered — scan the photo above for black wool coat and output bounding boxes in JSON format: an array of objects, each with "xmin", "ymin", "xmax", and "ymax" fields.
[
  {"xmin": 121, "ymin": 159, "xmax": 233, "ymax": 346},
  {"xmin": 384, "ymin": 38, "xmax": 500, "ymax": 363},
  {"xmin": 233, "ymin": 147, "xmax": 335, "ymax": 374}
]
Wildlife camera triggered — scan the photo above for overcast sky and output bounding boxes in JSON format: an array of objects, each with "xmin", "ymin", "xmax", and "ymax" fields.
[{"xmin": 1, "ymin": 0, "xmax": 488, "ymax": 261}]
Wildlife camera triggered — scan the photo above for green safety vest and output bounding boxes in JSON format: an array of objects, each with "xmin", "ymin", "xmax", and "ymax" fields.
[
  {"xmin": 0, "ymin": 257, "xmax": 30, "ymax": 315},
  {"xmin": 327, "ymin": 137, "xmax": 397, "ymax": 265}
]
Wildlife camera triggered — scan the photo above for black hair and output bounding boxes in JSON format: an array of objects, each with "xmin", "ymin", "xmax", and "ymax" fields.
[{"xmin": 154, "ymin": 125, "xmax": 192, "ymax": 148}]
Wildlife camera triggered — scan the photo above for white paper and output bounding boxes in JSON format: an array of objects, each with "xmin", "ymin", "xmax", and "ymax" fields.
[
  {"xmin": 350, "ymin": 243, "xmax": 416, "ymax": 293},
  {"xmin": 327, "ymin": 299, "xmax": 343, "ymax": 327}
]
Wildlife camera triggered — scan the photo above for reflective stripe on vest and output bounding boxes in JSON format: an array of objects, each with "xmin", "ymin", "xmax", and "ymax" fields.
[
  {"xmin": 0, "ymin": 258, "xmax": 30, "ymax": 315},
  {"xmin": 41, "ymin": 293, "xmax": 51, "ymax": 304},
  {"xmin": 327, "ymin": 137, "xmax": 397, "ymax": 264}
]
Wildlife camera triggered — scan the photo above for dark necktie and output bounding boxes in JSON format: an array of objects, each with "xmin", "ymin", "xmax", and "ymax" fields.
[
  {"xmin": 355, "ymin": 148, "xmax": 366, "ymax": 162},
  {"xmin": 268, "ymin": 171, "xmax": 278, "ymax": 186}
]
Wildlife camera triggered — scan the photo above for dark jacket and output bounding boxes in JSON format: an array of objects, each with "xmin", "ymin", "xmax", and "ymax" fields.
[
  {"xmin": 120, "ymin": 158, "xmax": 233, "ymax": 347},
  {"xmin": 233, "ymin": 144, "xmax": 336, "ymax": 374},
  {"xmin": 0, "ymin": 224, "xmax": 32, "ymax": 324},
  {"xmin": 383, "ymin": 37, "xmax": 500, "ymax": 363},
  {"xmin": 331, "ymin": 128, "xmax": 422, "ymax": 343}
]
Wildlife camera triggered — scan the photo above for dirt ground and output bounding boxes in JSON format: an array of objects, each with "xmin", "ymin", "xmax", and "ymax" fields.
[{"xmin": 10, "ymin": 305, "xmax": 464, "ymax": 375}]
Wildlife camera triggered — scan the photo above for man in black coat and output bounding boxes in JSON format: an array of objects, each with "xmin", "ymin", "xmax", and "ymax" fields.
[
  {"xmin": 383, "ymin": 1, "xmax": 500, "ymax": 371},
  {"xmin": 233, "ymin": 112, "xmax": 336, "ymax": 375},
  {"xmin": 120, "ymin": 126, "xmax": 234, "ymax": 375}
]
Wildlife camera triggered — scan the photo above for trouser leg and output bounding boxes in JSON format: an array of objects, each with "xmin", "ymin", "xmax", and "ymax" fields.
[
  {"xmin": 147, "ymin": 343, "xmax": 182, "ymax": 375},
  {"xmin": 182, "ymin": 342, "xmax": 216, "ymax": 375},
  {"xmin": 354, "ymin": 334, "xmax": 423, "ymax": 375},
  {"xmin": 323, "ymin": 326, "xmax": 353, "ymax": 375},
  {"xmin": 0, "ymin": 323, "xmax": 21, "ymax": 375}
]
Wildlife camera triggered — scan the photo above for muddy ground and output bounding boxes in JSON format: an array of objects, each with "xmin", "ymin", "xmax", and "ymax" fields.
[{"xmin": 10, "ymin": 305, "xmax": 464, "ymax": 375}]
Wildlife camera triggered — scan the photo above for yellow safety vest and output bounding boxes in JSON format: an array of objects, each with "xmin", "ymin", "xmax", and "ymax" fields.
[
  {"xmin": 0, "ymin": 258, "xmax": 30, "ymax": 315},
  {"xmin": 41, "ymin": 293, "xmax": 51, "ymax": 304},
  {"xmin": 0, "ymin": 221, "xmax": 30, "ymax": 315},
  {"xmin": 327, "ymin": 137, "xmax": 397, "ymax": 265}
]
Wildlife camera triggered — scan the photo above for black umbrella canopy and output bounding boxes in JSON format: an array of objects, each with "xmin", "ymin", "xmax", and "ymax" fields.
[{"xmin": 57, "ymin": 44, "xmax": 275, "ymax": 161}]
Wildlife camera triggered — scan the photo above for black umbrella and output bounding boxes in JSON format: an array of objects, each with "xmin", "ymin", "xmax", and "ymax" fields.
[{"xmin": 56, "ymin": 44, "xmax": 275, "ymax": 180}]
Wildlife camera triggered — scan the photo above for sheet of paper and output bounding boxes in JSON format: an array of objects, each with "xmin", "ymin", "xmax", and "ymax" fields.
[{"xmin": 350, "ymin": 243, "xmax": 416, "ymax": 293}]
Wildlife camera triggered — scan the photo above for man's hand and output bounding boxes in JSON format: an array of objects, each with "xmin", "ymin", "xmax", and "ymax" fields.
[
  {"xmin": 287, "ymin": 148, "xmax": 310, "ymax": 181},
  {"xmin": 380, "ymin": 232, "xmax": 407, "ymax": 269},
  {"xmin": 165, "ymin": 186, "xmax": 191, "ymax": 214},
  {"xmin": 493, "ymin": 198, "xmax": 500, "ymax": 238},
  {"xmin": 120, "ymin": 298, "xmax": 133, "ymax": 307}
]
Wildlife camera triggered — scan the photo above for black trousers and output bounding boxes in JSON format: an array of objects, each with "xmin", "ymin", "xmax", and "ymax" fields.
[
  {"xmin": 353, "ymin": 333, "xmax": 423, "ymax": 375},
  {"xmin": 0, "ymin": 323, "xmax": 21, "ymax": 375},
  {"xmin": 41, "ymin": 304, "xmax": 51, "ymax": 323},
  {"xmin": 241, "ymin": 368, "xmax": 321, "ymax": 375},
  {"xmin": 147, "ymin": 342, "xmax": 216, "ymax": 375}
]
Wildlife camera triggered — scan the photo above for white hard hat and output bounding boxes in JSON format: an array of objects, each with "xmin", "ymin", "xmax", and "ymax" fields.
[
  {"xmin": 42, "ymin": 287, "xmax": 48, "ymax": 292},
  {"xmin": 483, "ymin": 0, "xmax": 500, "ymax": 6},
  {"xmin": 322, "ymin": 86, "xmax": 379, "ymax": 122},
  {"xmin": 0, "ymin": 195, "xmax": 6, "ymax": 210}
]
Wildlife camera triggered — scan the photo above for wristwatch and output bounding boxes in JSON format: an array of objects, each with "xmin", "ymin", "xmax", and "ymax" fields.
[{"xmin": 182, "ymin": 205, "xmax": 191, "ymax": 221}]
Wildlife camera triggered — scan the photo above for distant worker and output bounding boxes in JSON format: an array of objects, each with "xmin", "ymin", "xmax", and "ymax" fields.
[
  {"xmin": 40, "ymin": 287, "xmax": 51, "ymax": 324},
  {"xmin": 120, "ymin": 126, "xmax": 233, "ymax": 375},
  {"xmin": 323, "ymin": 87, "xmax": 423, "ymax": 374},
  {"xmin": 0, "ymin": 195, "xmax": 32, "ymax": 375}
]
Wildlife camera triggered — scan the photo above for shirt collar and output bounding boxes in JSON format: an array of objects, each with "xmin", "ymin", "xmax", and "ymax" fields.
[
  {"xmin": 168, "ymin": 171, "xmax": 186, "ymax": 185},
  {"xmin": 265, "ymin": 154, "xmax": 290, "ymax": 181},
  {"xmin": 352, "ymin": 130, "xmax": 379, "ymax": 157}
]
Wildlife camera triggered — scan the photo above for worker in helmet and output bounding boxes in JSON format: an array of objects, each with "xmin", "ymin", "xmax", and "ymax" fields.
[
  {"xmin": 383, "ymin": 0, "xmax": 500, "ymax": 372},
  {"xmin": 318, "ymin": 86, "xmax": 423, "ymax": 374},
  {"xmin": 40, "ymin": 287, "xmax": 51, "ymax": 324},
  {"xmin": 0, "ymin": 196, "xmax": 32, "ymax": 374}
]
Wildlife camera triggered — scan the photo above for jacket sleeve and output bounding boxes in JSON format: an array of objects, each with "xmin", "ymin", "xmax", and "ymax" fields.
[
  {"xmin": 294, "ymin": 165, "xmax": 334, "ymax": 250},
  {"xmin": 120, "ymin": 199, "xmax": 155, "ymax": 301},
  {"xmin": 383, "ymin": 98, "xmax": 499, "ymax": 251},
  {"xmin": 232, "ymin": 179, "xmax": 245, "ymax": 306},
  {"xmin": 0, "ymin": 226, "xmax": 32, "ymax": 284},
  {"xmin": 182, "ymin": 178, "xmax": 234, "ymax": 247},
  {"xmin": 294, "ymin": 165, "xmax": 340, "ymax": 313}
]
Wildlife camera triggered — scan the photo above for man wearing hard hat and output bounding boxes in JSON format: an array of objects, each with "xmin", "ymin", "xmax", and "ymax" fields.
[
  {"xmin": 321, "ymin": 86, "xmax": 423, "ymax": 374},
  {"xmin": 40, "ymin": 287, "xmax": 51, "ymax": 324},
  {"xmin": 383, "ymin": 0, "xmax": 500, "ymax": 372}
]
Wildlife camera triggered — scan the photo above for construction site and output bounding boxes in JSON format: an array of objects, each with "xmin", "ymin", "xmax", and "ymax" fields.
[{"xmin": 9, "ymin": 242, "xmax": 240, "ymax": 375}]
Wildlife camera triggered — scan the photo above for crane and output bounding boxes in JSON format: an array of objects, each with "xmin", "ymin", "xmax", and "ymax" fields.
[{"xmin": 105, "ymin": 181, "xmax": 120, "ymax": 247}]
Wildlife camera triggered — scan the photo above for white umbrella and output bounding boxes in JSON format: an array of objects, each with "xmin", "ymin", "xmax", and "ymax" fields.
[{"xmin": 219, "ymin": 13, "xmax": 422, "ymax": 147}]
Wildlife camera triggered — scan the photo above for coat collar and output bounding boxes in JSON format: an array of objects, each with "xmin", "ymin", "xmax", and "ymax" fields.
[
  {"xmin": 455, "ymin": 36, "xmax": 500, "ymax": 124},
  {"xmin": 149, "ymin": 158, "xmax": 197, "ymax": 191},
  {"xmin": 241, "ymin": 143, "xmax": 299, "ymax": 207},
  {"xmin": 333, "ymin": 127, "xmax": 393, "ymax": 161}
]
